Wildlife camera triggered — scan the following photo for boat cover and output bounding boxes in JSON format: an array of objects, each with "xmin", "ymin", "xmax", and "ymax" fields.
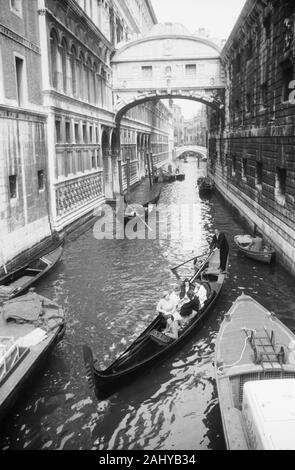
[{"xmin": 3, "ymin": 294, "xmax": 43, "ymax": 323}]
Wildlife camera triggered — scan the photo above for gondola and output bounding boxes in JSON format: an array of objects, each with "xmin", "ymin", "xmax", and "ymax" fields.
[
  {"xmin": 197, "ymin": 176, "xmax": 214, "ymax": 196},
  {"xmin": 215, "ymin": 293, "xmax": 295, "ymax": 450},
  {"xmin": 0, "ymin": 240, "xmax": 64, "ymax": 301},
  {"xmin": 83, "ymin": 249, "xmax": 228, "ymax": 399},
  {"xmin": 161, "ymin": 168, "xmax": 185, "ymax": 183},
  {"xmin": 234, "ymin": 234, "xmax": 275, "ymax": 264},
  {"xmin": 175, "ymin": 172, "xmax": 185, "ymax": 181},
  {"xmin": 124, "ymin": 185, "xmax": 162, "ymax": 225},
  {"xmin": 0, "ymin": 291, "xmax": 65, "ymax": 421}
]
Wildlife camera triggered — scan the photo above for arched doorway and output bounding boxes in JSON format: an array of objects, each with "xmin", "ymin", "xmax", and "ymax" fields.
[{"xmin": 102, "ymin": 129, "xmax": 112, "ymax": 199}]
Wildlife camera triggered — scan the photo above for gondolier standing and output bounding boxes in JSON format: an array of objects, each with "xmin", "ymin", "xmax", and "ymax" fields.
[{"xmin": 210, "ymin": 228, "xmax": 229, "ymax": 272}]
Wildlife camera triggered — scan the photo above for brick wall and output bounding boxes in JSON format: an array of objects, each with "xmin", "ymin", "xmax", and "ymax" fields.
[{"xmin": 207, "ymin": 0, "xmax": 295, "ymax": 273}]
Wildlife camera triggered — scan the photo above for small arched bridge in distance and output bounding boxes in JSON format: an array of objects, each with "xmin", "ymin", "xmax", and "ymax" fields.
[{"xmin": 175, "ymin": 145, "xmax": 207, "ymax": 160}]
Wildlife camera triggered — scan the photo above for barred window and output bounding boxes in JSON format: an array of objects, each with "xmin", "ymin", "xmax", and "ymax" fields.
[
  {"xmin": 185, "ymin": 64, "xmax": 196, "ymax": 78},
  {"xmin": 275, "ymin": 167, "xmax": 286, "ymax": 205},
  {"xmin": 141, "ymin": 66, "xmax": 152, "ymax": 79},
  {"xmin": 9, "ymin": 175, "xmax": 17, "ymax": 199},
  {"xmin": 38, "ymin": 170, "xmax": 45, "ymax": 191}
]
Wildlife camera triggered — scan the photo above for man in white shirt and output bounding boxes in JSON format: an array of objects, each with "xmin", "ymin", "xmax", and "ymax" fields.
[{"xmin": 194, "ymin": 283, "xmax": 207, "ymax": 309}]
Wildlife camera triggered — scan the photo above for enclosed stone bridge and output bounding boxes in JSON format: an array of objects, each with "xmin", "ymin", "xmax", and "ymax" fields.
[
  {"xmin": 107, "ymin": 24, "xmax": 225, "ymax": 197},
  {"xmin": 112, "ymin": 23, "xmax": 226, "ymax": 124}
]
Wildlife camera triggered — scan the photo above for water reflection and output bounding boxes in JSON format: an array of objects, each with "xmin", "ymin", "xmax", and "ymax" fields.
[{"xmin": 1, "ymin": 160, "xmax": 295, "ymax": 450}]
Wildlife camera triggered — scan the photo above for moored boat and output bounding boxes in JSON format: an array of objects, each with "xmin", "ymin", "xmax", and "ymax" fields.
[
  {"xmin": 83, "ymin": 248, "xmax": 228, "ymax": 399},
  {"xmin": 0, "ymin": 241, "xmax": 64, "ymax": 302},
  {"xmin": 234, "ymin": 234, "xmax": 275, "ymax": 264},
  {"xmin": 0, "ymin": 291, "xmax": 65, "ymax": 421},
  {"xmin": 175, "ymin": 172, "xmax": 185, "ymax": 181},
  {"xmin": 124, "ymin": 184, "xmax": 162, "ymax": 225},
  {"xmin": 215, "ymin": 293, "xmax": 295, "ymax": 450},
  {"xmin": 197, "ymin": 176, "xmax": 214, "ymax": 196},
  {"xmin": 162, "ymin": 171, "xmax": 185, "ymax": 182}
]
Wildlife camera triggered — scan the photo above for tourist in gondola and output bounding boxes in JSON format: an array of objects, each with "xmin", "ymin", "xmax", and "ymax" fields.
[
  {"xmin": 210, "ymin": 228, "xmax": 229, "ymax": 273},
  {"xmin": 177, "ymin": 279, "xmax": 200, "ymax": 321},
  {"xmin": 170, "ymin": 284, "xmax": 181, "ymax": 309},
  {"xmin": 194, "ymin": 282, "xmax": 207, "ymax": 309},
  {"xmin": 156, "ymin": 291, "xmax": 176, "ymax": 329}
]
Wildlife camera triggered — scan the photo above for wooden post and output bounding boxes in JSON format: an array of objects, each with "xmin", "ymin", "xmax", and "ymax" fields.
[
  {"xmin": 115, "ymin": 124, "xmax": 123, "ymax": 195},
  {"xmin": 146, "ymin": 151, "xmax": 152, "ymax": 188},
  {"xmin": 150, "ymin": 152, "xmax": 155, "ymax": 185},
  {"xmin": 118, "ymin": 157, "xmax": 123, "ymax": 195},
  {"xmin": 126, "ymin": 156, "xmax": 130, "ymax": 195}
]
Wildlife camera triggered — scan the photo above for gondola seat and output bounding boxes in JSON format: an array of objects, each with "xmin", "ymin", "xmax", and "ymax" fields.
[{"xmin": 149, "ymin": 329, "xmax": 173, "ymax": 345}]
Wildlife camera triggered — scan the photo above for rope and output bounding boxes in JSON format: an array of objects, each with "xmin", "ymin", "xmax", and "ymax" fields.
[{"xmin": 217, "ymin": 327, "xmax": 256, "ymax": 375}]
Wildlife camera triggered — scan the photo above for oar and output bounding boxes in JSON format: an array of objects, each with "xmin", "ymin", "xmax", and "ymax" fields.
[
  {"xmin": 190, "ymin": 249, "xmax": 215, "ymax": 284},
  {"xmin": 136, "ymin": 212, "xmax": 152, "ymax": 231},
  {"xmin": 171, "ymin": 252, "xmax": 206, "ymax": 272},
  {"xmin": 125, "ymin": 208, "xmax": 152, "ymax": 232}
]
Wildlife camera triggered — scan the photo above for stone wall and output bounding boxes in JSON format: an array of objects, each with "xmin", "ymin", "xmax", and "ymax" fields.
[{"xmin": 207, "ymin": 0, "xmax": 295, "ymax": 274}]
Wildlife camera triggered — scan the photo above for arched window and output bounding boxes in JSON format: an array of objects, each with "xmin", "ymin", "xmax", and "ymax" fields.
[
  {"xmin": 93, "ymin": 63, "xmax": 97, "ymax": 105},
  {"xmin": 83, "ymin": 55, "xmax": 88, "ymax": 101},
  {"xmin": 87, "ymin": 58, "xmax": 92, "ymax": 103},
  {"xmin": 50, "ymin": 29, "xmax": 58, "ymax": 89},
  {"xmin": 61, "ymin": 38, "xmax": 68, "ymax": 93},
  {"xmin": 79, "ymin": 51, "xmax": 84, "ymax": 99},
  {"xmin": 71, "ymin": 45, "xmax": 77, "ymax": 97}
]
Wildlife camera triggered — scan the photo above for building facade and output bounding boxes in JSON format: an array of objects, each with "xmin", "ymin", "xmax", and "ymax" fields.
[
  {"xmin": 183, "ymin": 107, "xmax": 207, "ymax": 147},
  {"xmin": 172, "ymin": 103, "xmax": 184, "ymax": 147},
  {"xmin": 0, "ymin": 0, "xmax": 174, "ymax": 267},
  {"xmin": 207, "ymin": 0, "xmax": 295, "ymax": 274},
  {"xmin": 38, "ymin": 0, "xmax": 172, "ymax": 231},
  {"xmin": 0, "ymin": 0, "xmax": 51, "ymax": 267}
]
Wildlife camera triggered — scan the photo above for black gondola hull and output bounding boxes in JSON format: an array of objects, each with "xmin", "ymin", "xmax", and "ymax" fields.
[{"xmin": 84, "ymin": 289, "xmax": 221, "ymax": 399}]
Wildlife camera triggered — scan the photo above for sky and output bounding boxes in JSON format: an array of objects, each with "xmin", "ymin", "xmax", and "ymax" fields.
[{"xmin": 151, "ymin": 0, "xmax": 247, "ymax": 118}]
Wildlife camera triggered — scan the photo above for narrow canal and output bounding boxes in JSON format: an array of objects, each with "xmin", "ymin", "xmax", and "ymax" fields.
[{"xmin": 1, "ymin": 159, "xmax": 295, "ymax": 450}]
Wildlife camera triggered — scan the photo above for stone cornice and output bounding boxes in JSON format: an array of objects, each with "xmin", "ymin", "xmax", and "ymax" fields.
[
  {"xmin": 0, "ymin": 104, "xmax": 47, "ymax": 120},
  {"xmin": 113, "ymin": 55, "xmax": 220, "ymax": 64},
  {"xmin": 43, "ymin": 89, "xmax": 115, "ymax": 118},
  {"xmin": 0, "ymin": 22, "xmax": 40, "ymax": 54},
  {"xmin": 41, "ymin": 1, "xmax": 114, "ymax": 56},
  {"xmin": 67, "ymin": 0, "xmax": 114, "ymax": 49},
  {"xmin": 43, "ymin": 8, "xmax": 112, "ymax": 69},
  {"xmin": 114, "ymin": 34, "xmax": 221, "ymax": 60}
]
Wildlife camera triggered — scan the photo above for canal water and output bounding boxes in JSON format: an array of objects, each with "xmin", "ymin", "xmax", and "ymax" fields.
[{"xmin": 1, "ymin": 159, "xmax": 295, "ymax": 450}]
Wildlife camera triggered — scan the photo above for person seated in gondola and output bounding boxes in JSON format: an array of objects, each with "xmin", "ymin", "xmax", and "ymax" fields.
[
  {"xmin": 163, "ymin": 315, "xmax": 181, "ymax": 339},
  {"xmin": 177, "ymin": 279, "xmax": 200, "ymax": 324},
  {"xmin": 194, "ymin": 282, "xmax": 208, "ymax": 309},
  {"xmin": 156, "ymin": 291, "xmax": 176, "ymax": 330},
  {"xmin": 169, "ymin": 284, "xmax": 181, "ymax": 309}
]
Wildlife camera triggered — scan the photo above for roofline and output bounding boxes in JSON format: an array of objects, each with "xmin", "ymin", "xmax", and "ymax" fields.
[
  {"xmin": 221, "ymin": 0, "xmax": 256, "ymax": 61},
  {"xmin": 145, "ymin": 0, "xmax": 158, "ymax": 24},
  {"xmin": 113, "ymin": 34, "xmax": 221, "ymax": 61}
]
